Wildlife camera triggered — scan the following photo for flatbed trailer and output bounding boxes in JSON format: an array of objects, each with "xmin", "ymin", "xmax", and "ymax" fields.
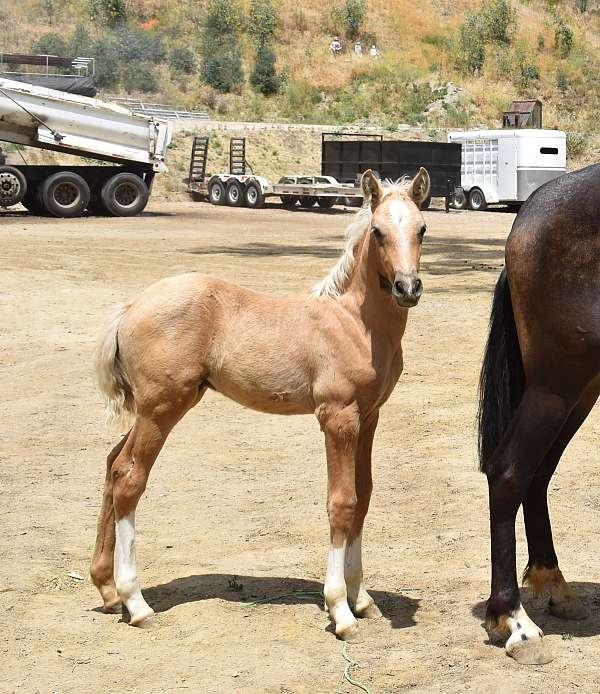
[{"xmin": 0, "ymin": 77, "xmax": 172, "ymax": 217}]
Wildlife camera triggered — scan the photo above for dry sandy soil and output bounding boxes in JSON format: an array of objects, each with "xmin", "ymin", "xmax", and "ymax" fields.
[{"xmin": 2, "ymin": 200, "xmax": 600, "ymax": 694}]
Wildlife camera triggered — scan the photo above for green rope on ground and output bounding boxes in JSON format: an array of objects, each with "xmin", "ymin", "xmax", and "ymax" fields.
[
  {"xmin": 341, "ymin": 641, "xmax": 372, "ymax": 694},
  {"xmin": 238, "ymin": 589, "xmax": 373, "ymax": 693}
]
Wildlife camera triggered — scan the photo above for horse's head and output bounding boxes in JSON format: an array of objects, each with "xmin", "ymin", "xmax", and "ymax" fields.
[{"xmin": 361, "ymin": 168, "xmax": 430, "ymax": 308}]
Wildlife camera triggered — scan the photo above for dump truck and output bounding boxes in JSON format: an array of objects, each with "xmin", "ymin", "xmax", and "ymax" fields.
[{"xmin": 0, "ymin": 77, "xmax": 172, "ymax": 217}]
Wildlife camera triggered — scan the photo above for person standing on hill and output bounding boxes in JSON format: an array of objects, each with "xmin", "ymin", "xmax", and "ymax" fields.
[
  {"xmin": 330, "ymin": 37, "xmax": 342, "ymax": 56},
  {"xmin": 354, "ymin": 41, "xmax": 363, "ymax": 56},
  {"xmin": 369, "ymin": 44, "xmax": 381, "ymax": 58}
]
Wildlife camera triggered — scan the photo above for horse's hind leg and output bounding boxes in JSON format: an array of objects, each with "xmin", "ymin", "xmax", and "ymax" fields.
[
  {"xmin": 318, "ymin": 402, "xmax": 361, "ymax": 640},
  {"xmin": 106, "ymin": 384, "xmax": 204, "ymax": 626},
  {"xmin": 522, "ymin": 384, "xmax": 598, "ymax": 621},
  {"xmin": 345, "ymin": 412, "xmax": 381, "ymax": 619},
  {"xmin": 486, "ymin": 386, "xmax": 570, "ymax": 665},
  {"xmin": 90, "ymin": 433, "xmax": 130, "ymax": 611}
]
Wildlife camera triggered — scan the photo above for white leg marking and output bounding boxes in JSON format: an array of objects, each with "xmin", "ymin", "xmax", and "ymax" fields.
[
  {"xmin": 345, "ymin": 533, "xmax": 363, "ymax": 606},
  {"xmin": 324, "ymin": 543, "xmax": 357, "ymax": 637},
  {"xmin": 504, "ymin": 603, "xmax": 551, "ymax": 664},
  {"xmin": 114, "ymin": 512, "xmax": 154, "ymax": 625}
]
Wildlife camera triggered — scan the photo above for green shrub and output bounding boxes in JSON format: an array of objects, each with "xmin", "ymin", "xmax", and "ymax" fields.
[
  {"xmin": 457, "ymin": 15, "xmax": 486, "ymax": 74},
  {"xmin": 169, "ymin": 47, "xmax": 196, "ymax": 74},
  {"xmin": 519, "ymin": 61, "xmax": 540, "ymax": 87},
  {"xmin": 114, "ymin": 26, "xmax": 166, "ymax": 64},
  {"xmin": 556, "ymin": 71, "xmax": 569, "ymax": 92},
  {"xmin": 202, "ymin": 0, "xmax": 245, "ymax": 93},
  {"xmin": 90, "ymin": 0, "xmax": 127, "ymax": 27},
  {"xmin": 31, "ymin": 33, "xmax": 67, "ymax": 56},
  {"xmin": 248, "ymin": 0, "xmax": 279, "ymax": 49},
  {"xmin": 251, "ymin": 46, "xmax": 279, "ymax": 95},
  {"xmin": 554, "ymin": 19, "xmax": 574, "ymax": 57},
  {"xmin": 123, "ymin": 62, "xmax": 158, "ymax": 93},
  {"xmin": 537, "ymin": 33, "xmax": 545, "ymax": 51},
  {"xmin": 575, "ymin": 0, "xmax": 588, "ymax": 12},
  {"xmin": 332, "ymin": 0, "xmax": 366, "ymax": 40},
  {"xmin": 480, "ymin": 0, "xmax": 513, "ymax": 44},
  {"xmin": 90, "ymin": 35, "xmax": 121, "ymax": 89},
  {"xmin": 69, "ymin": 24, "xmax": 91, "ymax": 56},
  {"xmin": 566, "ymin": 131, "xmax": 589, "ymax": 157}
]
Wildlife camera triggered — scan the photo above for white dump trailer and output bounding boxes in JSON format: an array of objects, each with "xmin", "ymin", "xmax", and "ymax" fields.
[
  {"xmin": 0, "ymin": 77, "xmax": 172, "ymax": 216},
  {"xmin": 447, "ymin": 129, "xmax": 566, "ymax": 210}
]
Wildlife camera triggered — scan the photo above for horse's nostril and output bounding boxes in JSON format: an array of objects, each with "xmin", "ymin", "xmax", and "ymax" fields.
[
  {"xmin": 414, "ymin": 278, "xmax": 423, "ymax": 294},
  {"xmin": 394, "ymin": 281, "xmax": 404, "ymax": 294}
]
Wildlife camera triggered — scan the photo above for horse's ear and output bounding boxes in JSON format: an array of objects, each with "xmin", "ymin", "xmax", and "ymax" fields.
[
  {"xmin": 406, "ymin": 167, "xmax": 430, "ymax": 208},
  {"xmin": 361, "ymin": 169, "xmax": 383, "ymax": 210}
]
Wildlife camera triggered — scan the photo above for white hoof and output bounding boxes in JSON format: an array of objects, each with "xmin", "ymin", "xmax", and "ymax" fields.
[{"xmin": 506, "ymin": 632, "xmax": 553, "ymax": 665}]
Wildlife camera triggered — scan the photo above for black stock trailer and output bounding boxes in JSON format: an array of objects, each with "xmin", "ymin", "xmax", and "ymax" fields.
[{"xmin": 321, "ymin": 132, "xmax": 461, "ymax": 211}]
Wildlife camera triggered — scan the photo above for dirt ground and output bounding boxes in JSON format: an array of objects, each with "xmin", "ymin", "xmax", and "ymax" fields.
[{"xmin": 2, "ymin": 199, "xmax": 600, "ymax": 694}]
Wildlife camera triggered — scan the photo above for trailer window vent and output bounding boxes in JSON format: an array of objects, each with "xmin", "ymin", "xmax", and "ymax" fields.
[{"xmin": 540, "ymin": 147, "xmax": 559, "ymax": 154}]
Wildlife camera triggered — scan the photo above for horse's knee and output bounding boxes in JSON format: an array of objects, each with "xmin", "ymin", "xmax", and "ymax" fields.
[
  {"xmin": 112, "ymin": 456, "xmax": 148, "ymax": 514},
  {"xmin": 328, "ymin": 494, "xmax": 358, "ymax": 535}
]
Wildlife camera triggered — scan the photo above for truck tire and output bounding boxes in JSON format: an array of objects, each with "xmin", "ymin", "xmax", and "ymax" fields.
[
  {"xmin": 226, "ymin": 179, "xmax": 245, "ymax": 207},
  {"xmin": 280, "ymin": 195, "xmax": 298, "ymax": 208},
  {"xmin": 39, "ymin": 171, "xmax": 90, "ymax": 218},
  {"xmin": 100, "ymin": 173, "xmax": 148, "ymax": 217},
  {"xmin": 0, "ymin": 165, "xmax": 27, "ymax": 208},
  {"xmin": 452, "ymin": 188, "xmax": 468, "ymax": 210},
  {"xmin": 317, "ymin": 196, "xmax": 336, "ymax": 209},
  {"xmin": 245, "ymin": 181, "xmax": 264, "ymax": 208},
  {"xmin": 209, "ymin": 179, "xmax": 226, "ymax": 206},
  {"xmin": 300, "ymin": 196, "xmax": 318, "ymax": 208},
  {"xmin": 468, "ymin": 188, "xmax": 487, "ymax": 211}
]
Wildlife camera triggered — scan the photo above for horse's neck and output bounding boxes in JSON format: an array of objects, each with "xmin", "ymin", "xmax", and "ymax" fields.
[{"xmin": 344, "ymin": 235, "xmax": 408, "ymax": 347}]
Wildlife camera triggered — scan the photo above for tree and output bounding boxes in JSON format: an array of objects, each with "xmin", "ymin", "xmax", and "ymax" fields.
[
  {"xmin": 32, "ymin": 33, "xmax": 67, "ymax": 56},
  {"xmin": 201, "ymin": 0, "xmax": 245, "ymax": 93},
  {"xmin": 248, "ymin": 0, "xmax": 279, "ymax": 49},
  {"xmin": 251, "ymin": 46, "xmax": 280, "ymax": 95},
  {"xmin": 90, "ymin": 0, "xmax": 127, "ymax": 28}
]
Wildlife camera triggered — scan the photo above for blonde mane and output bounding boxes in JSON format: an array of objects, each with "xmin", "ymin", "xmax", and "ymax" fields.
[{"xmin": 311, "ymin": 180, "xmax": 412, "ymax": 299}]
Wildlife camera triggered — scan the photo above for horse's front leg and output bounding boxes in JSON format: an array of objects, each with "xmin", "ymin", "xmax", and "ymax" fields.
[
  {"xmin": 318, "ymin": 402, "xmax": 361, "ymax": 640},
  {"xmin": 345, "ymin": 411, "xmax": 381, "ymax": 619}
]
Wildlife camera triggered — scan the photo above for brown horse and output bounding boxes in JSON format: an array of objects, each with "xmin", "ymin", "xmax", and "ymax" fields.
[
  {"xmin": 478, "ymin": 163, "xmax": 600, "ymax": 664},
  {"xmin": 90, "ymin": 168, "xmax": 430, "ymax": 640}
]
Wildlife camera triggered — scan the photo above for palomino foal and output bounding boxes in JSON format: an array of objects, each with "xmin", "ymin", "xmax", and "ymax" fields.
[{"xmin": 90, "ymin": 168, "xmax": 430, "ymax": 640}]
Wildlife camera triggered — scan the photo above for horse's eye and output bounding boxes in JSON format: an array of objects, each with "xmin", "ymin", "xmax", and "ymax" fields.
[{"xmin": 417, "ymin": 224, "xmax": 427, "ymax": 241}]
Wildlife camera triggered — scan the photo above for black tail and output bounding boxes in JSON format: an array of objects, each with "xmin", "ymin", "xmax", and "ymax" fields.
[{"xmin": 477, "ymin": 268, "xmax": 525, "ymax": 473}]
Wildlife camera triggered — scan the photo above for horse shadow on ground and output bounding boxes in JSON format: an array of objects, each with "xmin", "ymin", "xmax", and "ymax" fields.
[
  {"xmin": 471, "ymin": 582, "xmax": 600, "ymax": 647},
  {"xmin": 186, "ymin": 242, "xmax": 343, "ymax": 259},
  {"xmin": 142, "ymin": 574, "xmax": 419, "ymax": 630}
]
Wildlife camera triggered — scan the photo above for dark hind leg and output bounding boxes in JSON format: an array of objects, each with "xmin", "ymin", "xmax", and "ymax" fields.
[
  {"xmin": 522, "ymin": 384, "xmax": 599, "ymax": 621},
  {"xmin": 90, "ymin": 433, "xmax": 130, "ymax": 611},
  {"xmin": 486, "ymin": 386, "xmax": 570, "ymax": 664}
]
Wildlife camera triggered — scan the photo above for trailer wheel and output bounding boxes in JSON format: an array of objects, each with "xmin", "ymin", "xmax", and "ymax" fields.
[
  {"xmin": 39, "ymin": 171, "xmax": 90, "ymax": 218},
  {"xmin": 245, "ymin": 181, "xmax": 264, "ymax": 209},
  {"xmin": 280, "ymin": 195, "xmax": 298, "ymax": 208},
  {"xmin": 209, "ymin": 179, "xmax": 226, "ymax": 206},
  {"xmin": 100, "ymin": 173, "xmax": 148, "ymax": 217},
  {"xmin": 300, "ymin": 196, "xmax": 318, "ymax": 208},
  {"xmin": 0, "ymin": 166, "xmax": 27, "ymax": 208},
  {"xmin": 226, "ymin": 179, "xmax": 245, "ymax": 207},
  {"xmin": 317, "ymin": 196, "xmax": 336, "ymax": 209},
  {"xmin": 452, "ymin": 188, "xmax": 468, "ymax": 210},
  {"xmin": 420, "ymin": 195, "xmax": 432, "ymax": 210},
  {"xmin": 468, "ymin": 188, "xmax": 487, "ymax": 211}
]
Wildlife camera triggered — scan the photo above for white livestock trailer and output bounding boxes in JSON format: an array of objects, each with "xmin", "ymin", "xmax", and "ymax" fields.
[
  {"xmin": 0, "ymin": 77, "xmax": 172, "ymax": 217},
  {"xmin": 447, "ymin": 129, "xmax": 566, "ymax": 210}
]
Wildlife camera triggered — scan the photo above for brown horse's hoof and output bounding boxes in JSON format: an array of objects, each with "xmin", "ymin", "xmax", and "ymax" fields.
[
  {"xmin": 506, "ymin": 634, "xmax": 553, "ymax": 665},
  {"xmin": 549, "ymin": 596, "xmax": 589, "ymax": 621},
  {"xmin": 103, "ymin": 598, "xmax": 122, "ymax": 614},
  {"xmin": 336, "ymin": 620, "xmax": 361, "ymax": 642},
  {"xmin": 356, "ymin": 603, "xmax": 382, "ymax": 620}
]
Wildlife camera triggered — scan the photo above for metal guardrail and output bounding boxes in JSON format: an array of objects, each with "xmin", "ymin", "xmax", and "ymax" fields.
[{"xmin": 108, "ymin": 96, "xmax": 209, "ymax": 120}]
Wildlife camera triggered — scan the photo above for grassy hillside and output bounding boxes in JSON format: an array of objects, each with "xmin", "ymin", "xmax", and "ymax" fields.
[{"xmin": 1, "ymin": 0, "xmax": 599, "ymax": 172}]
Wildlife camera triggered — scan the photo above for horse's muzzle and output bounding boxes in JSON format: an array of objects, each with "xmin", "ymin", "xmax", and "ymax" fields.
[{"xmin": 392, "ymin": 272, "xmax": 423, "ymax": 307}]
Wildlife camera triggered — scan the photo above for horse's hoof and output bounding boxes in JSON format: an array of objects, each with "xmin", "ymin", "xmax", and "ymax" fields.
[
  {"xmin": 356, "ymin": 603, "xmax": 382, "ymax": 620},
  {"xmin": 506, "ymin": 634, "xmax": 553, "ymax": 665},
  {"xmin": 129, "ymin": 607, "xmax": 156, "ymax": 628},
  {"xmin": 549, "ymin": 597, "xmax": 589, "ymax": 621},
  {"xmin": 336, "ymin": 620, "xmax": 360, "ymax": 642},
  {"xmin": 103, "ymin": 598, "xmax": 122, "ymax": 614}
]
